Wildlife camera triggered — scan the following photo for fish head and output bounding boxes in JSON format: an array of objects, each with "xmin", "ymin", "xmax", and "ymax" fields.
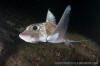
[
  {"xmin": 19, "ymin": 23, "xmax": 48, "ymax": 43},
  {"xmin": 19, "ymin": 9, "xmax": 56, "ymax": 43}
]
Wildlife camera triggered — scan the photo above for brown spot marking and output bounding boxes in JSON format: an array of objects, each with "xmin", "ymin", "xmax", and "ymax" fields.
[{"xmin": 46, "ymin": 22, "xmax": 56, "ymax": 35}]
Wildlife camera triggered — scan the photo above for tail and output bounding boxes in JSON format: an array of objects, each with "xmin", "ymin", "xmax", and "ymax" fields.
[
  {"xmin": 69, "ymin": 40, "xmax": 88, "ymax": 43},
  {"xmin": 64, "ymin": 40, "xmax": 88, "ymax": 47}
]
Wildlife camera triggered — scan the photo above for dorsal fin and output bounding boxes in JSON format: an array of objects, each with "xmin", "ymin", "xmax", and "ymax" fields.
[
  {"xmin": 46, "ymin": 9, "xmax": 56, "ymax": 24},
  {"xmin": 47, "ymin": 5, "xmax": 71, "ymax": 41}
]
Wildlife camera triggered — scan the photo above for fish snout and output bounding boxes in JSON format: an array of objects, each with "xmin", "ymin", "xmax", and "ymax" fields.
[{"xmin": 19, "ymin": 30, "xmax": 31, "ymax": 39}]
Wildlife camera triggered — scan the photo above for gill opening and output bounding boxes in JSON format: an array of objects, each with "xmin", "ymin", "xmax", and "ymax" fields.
[{"xmin": 44, "ymin": 23, "xmax": 48, "ymax": 42}]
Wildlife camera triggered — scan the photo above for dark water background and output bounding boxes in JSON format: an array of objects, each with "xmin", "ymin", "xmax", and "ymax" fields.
[
  {"xmin": 0, "ymin": 0, "xmax": 99, "ymax": 44},
  {"xmin": 0, "ymin": 0, "xmax": 99, "ymax": 66}
]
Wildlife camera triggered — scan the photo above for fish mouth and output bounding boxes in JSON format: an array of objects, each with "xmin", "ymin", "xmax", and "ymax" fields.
[
  {"xmin": 19, "ymin": 34, "xmax": 37, "ymax": 43},
  {"xmin": 19, "ymin": 30, "xmax": 37, "ymax": 43}
]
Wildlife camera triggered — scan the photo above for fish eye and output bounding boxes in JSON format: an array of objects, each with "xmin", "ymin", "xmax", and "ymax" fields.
[{"xmin": 33, "ymin": 25, "xmax": 38, "ymax": 30}]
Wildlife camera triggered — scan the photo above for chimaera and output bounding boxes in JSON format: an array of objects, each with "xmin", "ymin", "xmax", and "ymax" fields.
[{"xmin": 19, "ymin": 5, "xmax": 87, "ymax": 47}]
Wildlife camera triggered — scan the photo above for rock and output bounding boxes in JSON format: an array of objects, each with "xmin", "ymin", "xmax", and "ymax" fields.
[{"xmin": 5, "ymin": 33, "xmax": 100, "ymax": 66}]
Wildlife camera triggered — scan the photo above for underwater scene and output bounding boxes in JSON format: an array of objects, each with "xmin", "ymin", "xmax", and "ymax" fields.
[{"xmin": 0, "ymin": 0, "xmax": 99, "ymax": 66}]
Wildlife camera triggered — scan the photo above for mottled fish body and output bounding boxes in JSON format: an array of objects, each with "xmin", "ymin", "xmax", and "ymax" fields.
[{"xmin": 19, "ymin": 5, "xmax": 85, "ymax": 46}]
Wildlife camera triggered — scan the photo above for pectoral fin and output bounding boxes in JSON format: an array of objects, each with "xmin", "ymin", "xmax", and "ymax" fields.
[
  {"xmin": 53, "ymin": 5, "xmax": 71, "ymax": 38},
  {"xmin": 47, "ymin": 5, "xmax": 71, "ymax": 42}
]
